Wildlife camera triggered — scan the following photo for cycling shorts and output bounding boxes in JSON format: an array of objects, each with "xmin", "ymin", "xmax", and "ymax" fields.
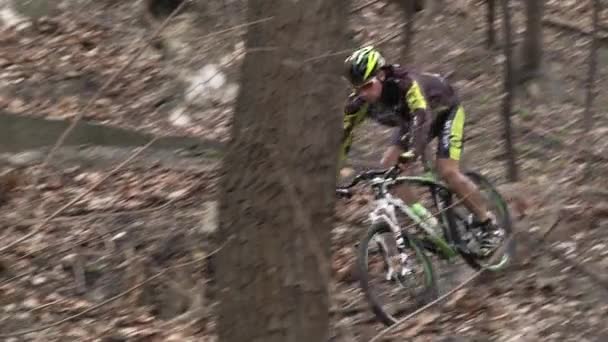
[{"xmin": 389, "ymin": 104, "xmax": 466, "ymax": 161}]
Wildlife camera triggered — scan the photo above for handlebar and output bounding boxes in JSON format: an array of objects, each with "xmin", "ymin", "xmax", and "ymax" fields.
[
  {"xmin": 334, "ymin": 167, "xmax": 399, "ymax": 198},
  {"xmin": 335, "ymin": 151, "xmax": 417, "ymax": 199}
]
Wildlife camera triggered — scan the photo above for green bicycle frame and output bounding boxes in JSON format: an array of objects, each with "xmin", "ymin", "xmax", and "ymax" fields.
[
  {"xmin": 393, "ymin": 161, "xmax": 511, "ymax": 269},
  {"xmin": 387, "ymin": 171, "xmax": 462, "ymax": 262}
]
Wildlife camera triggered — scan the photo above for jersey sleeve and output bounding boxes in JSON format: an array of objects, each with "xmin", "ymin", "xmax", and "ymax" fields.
[
  {"xmin": 404, "ymin": 78, "xmax": 432, "ymax": 159},
  {"xmin": 340, "ymin": 94, "xmax": 368, "ymax": 163}
]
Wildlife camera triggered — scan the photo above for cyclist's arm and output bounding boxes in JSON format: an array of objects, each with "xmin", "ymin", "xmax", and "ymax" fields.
[
  {"xmin": 404, "ymin": 79, "xmax": 432, "ymax": 160},
  {"xmin": 339, "ymin": 94, "xmax": 369, "ymax": 164}
]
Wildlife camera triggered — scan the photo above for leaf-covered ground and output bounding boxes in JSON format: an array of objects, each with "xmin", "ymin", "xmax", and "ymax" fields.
[{"xmin": 0, "ymin": 0, "xmax": 607, "ymax": 341}]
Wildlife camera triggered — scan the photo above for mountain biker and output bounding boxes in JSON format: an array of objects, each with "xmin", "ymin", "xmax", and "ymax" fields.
[{"xmin": 339, "ymin": 46, "xmax": 503, "ymax": 256}]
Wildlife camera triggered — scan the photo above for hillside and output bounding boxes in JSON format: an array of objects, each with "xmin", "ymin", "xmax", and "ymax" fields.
[{"xmin": 0, "ymin": 0, "xmax": 606, "ymax": 341}]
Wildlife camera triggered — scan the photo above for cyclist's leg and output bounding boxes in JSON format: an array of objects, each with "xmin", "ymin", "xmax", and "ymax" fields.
[
  {"xmin": 383, "ymin": 128, "xmax": 438, "ymax": 226},
  {"xmin": 434, "ymin": 105, "xmax": 491, "ymax": 222}
]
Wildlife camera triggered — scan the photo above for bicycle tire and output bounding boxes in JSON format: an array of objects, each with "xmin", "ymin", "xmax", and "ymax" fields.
[
  {"xmin": 357, "ymin": 222, "xmax": 438, "ymax": 326},
  {"xmin": 442, "ymin": 170, "xmax": 516, "ymax": 271}
]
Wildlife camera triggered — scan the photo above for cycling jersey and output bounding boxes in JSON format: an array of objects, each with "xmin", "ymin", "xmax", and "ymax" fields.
[{"xmin": 340, "ymin": 64, "xmax": 466, "ymax": 162}]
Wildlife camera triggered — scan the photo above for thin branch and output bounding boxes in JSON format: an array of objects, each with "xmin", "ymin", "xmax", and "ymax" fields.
[
  {"xmin": 523, "ymin": 210, "xmax": 562, "ymax": 265},
  {"xmin": 486, "ymin": 0, "xmax": 496, "ymax": 47},
  {"xmin": 369, "ymin": 200, "xmax": 608, "ymax": 341},
  {"xmin": 402, "ymin": 0, "xmax": 417, "ymax": 63},
  {"xmin": 21, "ymin": 174, "xmax": 205, "ymax": 227},
  {"xmin": 37, "ymin": 0, "xmax": 189, "ymax": 173},
  {"xmin": 543, "ymin": 16, "xmax": 608, "ymax": 43},
  {"xmin": 499, "ymin": 0, "xmax": 518, "ymax": 181},
  {"xmin": 546, "ymin": 249, "xmax": 608, "ymax": 292},
  {"xmin": 303, "ymin": 28, "xmax": 403, "ymax": 63},
  {"xmin": 73, "ymin": 247, "xmax": 87, "ymax": 295},
  {"xmin": 6, "ymin": 185, "xmax": 205, "ymax": 269},
  {"xmin": 537, "ymin": 212, "xmax": 563, "ymax": 241},
  {"xmin": 0, "ymin": 270, "xmax": 31, "ymax": 287},
  {"xmin": 83, "ymin": 326, "xmax": 115, "ymax": 342},
  {"xmin": 19, "ymin": 0, "xmax": 189, "ymax": 232},
  {"xmin": 2, "ymin": 47, "xmax": 262, "ymax": 255},
  {"xmin": 197, "ymin": 16, "xmax": 274, "ymax": 42},
  {"xmin": 0, "ymin": 47, "xmax": 264, "ymax": 284},
  {"xmin": 582, "ymin": 0, "xmax": 601, "ymax": 180},
  {"xmin": 0, "ymin": 139, "xmax": 158, "ymax": 254},
  {"xmin": 0, "ymin": 238, "xmax": 231, "ymax": 338},
  {"xmin": 25, "ymin": 299, "xmax": 63, "ymax": 315},
  {"xmin": 350, "ymin": 0, "xmax": 382, "ymax": 14},
  {"xmin": 16, "ymin": 183, "xmax": 198, "ymax": 226}
]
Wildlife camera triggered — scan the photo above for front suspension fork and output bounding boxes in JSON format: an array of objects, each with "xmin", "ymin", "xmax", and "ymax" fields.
[{"xmin": 369, "ymin": 209, "xmax": 408, "ymax": 254}]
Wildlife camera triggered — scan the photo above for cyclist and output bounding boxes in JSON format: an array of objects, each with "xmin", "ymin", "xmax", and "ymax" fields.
[{"xmin": 339, "ymin": 46, "xmax": 503, "ymax": 257}]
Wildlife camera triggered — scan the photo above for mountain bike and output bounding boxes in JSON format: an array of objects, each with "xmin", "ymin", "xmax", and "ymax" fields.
[{"xmin": 335, "ymin": 152, "xmax": 515, "ymax": 326}]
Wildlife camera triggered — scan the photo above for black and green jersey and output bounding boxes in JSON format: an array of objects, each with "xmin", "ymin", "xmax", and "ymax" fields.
[{"xmin": 340, "ymin": 64, "xmax": 464, "ymax": 162}]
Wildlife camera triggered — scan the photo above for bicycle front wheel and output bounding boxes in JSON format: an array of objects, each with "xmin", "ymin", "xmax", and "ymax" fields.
[{"xmin": 356, "ymin": 222, "xmax": 438, "ymax": 326}]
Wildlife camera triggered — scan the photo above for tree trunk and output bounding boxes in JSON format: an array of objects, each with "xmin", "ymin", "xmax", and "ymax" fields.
[
  {"xmin": 401, "ymin": 0, "xmax": 417, "ymax": 63},
  {"xmin": 486, "ymin": 0, "xmax": 496, "ymax": 48},
  {"xmin": 583, "ymin": 0, "xmax": 601, "ymax": 180},
  {"xmin": 519, "ymin": 0, "xmax": 545, "ymax": 82},
  {"xmin": 390, "ymin": 0, "xmax": 422, "ymax": 63},
  {"xmin": 216, "ymin": 1, "xmax": 347, "ymax": 341},
  {"xmin": 499, "ymin": 0, "xmax": 518, "ymax": 182}
]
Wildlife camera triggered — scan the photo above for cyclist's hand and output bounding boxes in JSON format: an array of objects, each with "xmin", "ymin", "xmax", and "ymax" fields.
[
  {"xmin": 339, "ymin": 167, "xmax": 355, "ymax": 179},
  {"xmin": 398, "ymin": 151, "xmax": 416, "ymax": 163},
  {"xmin": 397, "ymin": 151, "xmax": 416, "ymax": 170}
]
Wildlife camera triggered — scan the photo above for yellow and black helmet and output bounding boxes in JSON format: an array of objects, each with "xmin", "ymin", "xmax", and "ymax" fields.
[{"xmin": 343, "ymin": 46, "xmax": 386, "ymax": 87}]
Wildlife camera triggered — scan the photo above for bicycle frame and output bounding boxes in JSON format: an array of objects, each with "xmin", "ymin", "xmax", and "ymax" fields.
[
  {"xmin": 364, "ymin": 174, "xmax": 460, "ymax": 261},
  {"xmin": 339, "ymin": 155, "xmax": 514, "ymax": 275}
]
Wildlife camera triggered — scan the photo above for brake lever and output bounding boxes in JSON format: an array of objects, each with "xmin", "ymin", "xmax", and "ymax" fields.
[
  {"xmin": 384, "ymin": 166, "xmax": 401, "ymax": 180},
  {"xmin": 335, "ymin": 188, "xmax": 353, "ymax": 199}
]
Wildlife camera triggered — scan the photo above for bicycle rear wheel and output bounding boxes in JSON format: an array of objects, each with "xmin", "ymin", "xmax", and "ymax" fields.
[
  {"xmin": 356, "ymin": 222, "xmax": 438, "ymax": 326},
  {"xmin": 444, "ymin": 171, "xmax": 515, "ymax": 271}
]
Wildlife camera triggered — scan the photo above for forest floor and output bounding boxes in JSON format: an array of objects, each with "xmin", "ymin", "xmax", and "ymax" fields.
[{"xmin": 0, "ymin": 0, "xmax": 607, "ymax": 341}]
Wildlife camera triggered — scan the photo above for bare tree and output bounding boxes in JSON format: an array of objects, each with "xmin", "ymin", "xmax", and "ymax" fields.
[
  {"xmin": 583, "ymin": 0, "xmax": 601, "ymax": 179},
  {"xmin": 519, "ymin": 0, "xmax": 545, "ymax": 82},
  {"xmin": 401, "ymin": 0, "xmax": 417, "ymax": 63},
  {"xmin": 215, "ymin": 0, "xmax": 347, "ymax": 341},
  {"xmin": 388, "ymin": 0, "xmax": 423, "ymax": 63},
  {"xmin": 499, "ymin": 0, "xmax": 518, "ymax": 182},
  {"xmin": 486, "ymin": 0, "xmax": 496, "ymax": 48}
]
